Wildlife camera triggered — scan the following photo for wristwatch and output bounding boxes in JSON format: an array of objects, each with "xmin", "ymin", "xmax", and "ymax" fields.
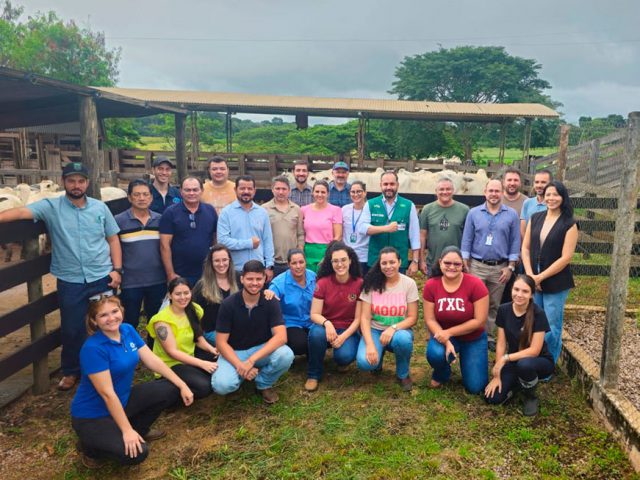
[
  {"xmin": 508, "ymin": 265, "xmax": 515, "ymax": 272},
  {"xmin": 391, "ymin": 324, "xmax": 398, "ymax": 331},
  {"xmin": 112, "ymin": 267, "xmax": 124, "ymax": 275}
]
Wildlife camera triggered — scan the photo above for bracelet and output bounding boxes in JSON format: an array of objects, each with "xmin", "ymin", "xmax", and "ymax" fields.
[
  {"xmin": 322, "ymin": 320, "xmax": 329, "ymax": 327},
  {"xmin": 503, "ymin": 353, "xmax": 510, "ymax": 362}
]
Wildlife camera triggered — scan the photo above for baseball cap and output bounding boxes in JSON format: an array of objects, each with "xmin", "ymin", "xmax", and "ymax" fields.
[
  {"xmin": 332, "ymin": 161, "xmax": 350, "ymax": 171},
  {"xmin": 152, "ymin": 156, "xmax": 175, "ymax": 168},
  {"xmin": 62, "ymin": 162, "xmax": 89, "ymax": 178}
]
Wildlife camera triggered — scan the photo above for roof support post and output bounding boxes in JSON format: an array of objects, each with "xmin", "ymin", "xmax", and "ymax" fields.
[
  {"xmin": 498, "ymin": 120, "xmax": 508, "ymax": 165},
  {"xmin": 175, "ymin": 113, "xmax": 187, "ymax": 182},
  {"xmin": 190, "ymin": 111, "xmax": 200, "ymax": 170},
  {"xmin": 226, "ymin": 111, "xmax": 233, "ymax": 153},
  {"xmin": 357, "ymin": 116, "xmax": 366, "ymax": 168},
  {"xmin": 79, "ymin": 95, "xmax": 101, "ymax": 200},
  {"xmin": 521, "ymin": 118, "xmax": 532, "ymax": 173}
]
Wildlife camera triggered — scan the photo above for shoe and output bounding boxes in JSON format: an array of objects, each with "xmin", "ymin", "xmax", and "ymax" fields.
[
  {"xmin": 258, "ymin": 387, "xmax": 279, "ymax": 404},
  {"xmin": 57, "ymin": 375, "xmax": 78, "ymax": 391},
  {"xmin": 398, "ymin": 376, "xmax": 413, "ymax": 392},
  {"xmin": 487, "ymin": 339, "xmax": 496, "ymax": 353},
  {"xmin": 521, "ymin": 387, "xmax": 540, "ymax": 416},
  {"xmin": 304, "ymin": 379, "xmax": 319, "ymax": 392},
  {"xmin": 80, "ymin": 453, "xmax": 103, "ymax": 469},
  {"xmin": 144, "ymin": 429, "xmax": 166, "ymax": 442},
  {"xmin": 336, "ymin": 364, "xmax": 349, "ymax": 373}
]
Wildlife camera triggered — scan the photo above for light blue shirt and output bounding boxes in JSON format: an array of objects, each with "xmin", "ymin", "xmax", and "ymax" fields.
[
  {"xmin": 218, "ymin": 200, "xmax": 275, "ymax": 270},
  {"xmin": 460, "ymin": 202, "xmax": 520, "ymax": 262},
  {"xmin": 269, "ymin": 269, "xmax": 316, "ymax": 329},
  {"xmin": 28, "ymin": 195, "xmax": 119, "ymax": 283},
  {"xmin": 342, "ymin": 203, "xmax": 369, "ymax": 263},
  {"xmin": 521, "ymin": 197, "xmax": 547, "ymax": 225}
]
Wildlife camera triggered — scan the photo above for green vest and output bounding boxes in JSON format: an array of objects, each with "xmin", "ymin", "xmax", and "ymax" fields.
[{"xmin": 367, "ymin": 195, "xmax": 412, "ymax": 268}]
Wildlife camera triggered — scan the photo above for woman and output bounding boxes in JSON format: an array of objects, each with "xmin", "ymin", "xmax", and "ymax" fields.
[
  {"xmin": 268, "ymin": 248, "xmax": 316, "ymax": 356},
  {"xmin": 71, "ymin": 295, "xmax": 193, "ymax": 468},
  {"xmin": 522, "ymin": 180, "xmax": 578, "ymax": 364},
  {"xmin": 424, "ymin": 246, "xmax": 489, "ymax": 394},
  {"xmin": 301, "ymin": 180, "xmax": 342, "ymax": 272},
  {"xmin": 485, "ymin": 275, "xmax": 554, "ymax": 416},
  {"xmin": 356, "ymin": 247, "xmax": 419, "ymax": 391},
  {"xmin": 147, "ymin": 277, "xmax": 218, "ymax": 400},
  {"xmin": 192, "ymin": 244, "xmax": 239, "ymax": 348},
  {"xmin": 342, "ymin": 180, "xmax": 370, "ymax": 275},
  {"xmin": 306, "ymin": 241, "xmax": 362, "ymax": 392}
]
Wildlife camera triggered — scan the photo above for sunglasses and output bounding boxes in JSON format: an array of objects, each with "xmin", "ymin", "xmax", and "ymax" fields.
[
  {"xmin": 442, "ymin": 261, "xmax": 463, "ymax": 268},
  {"xmin": 189, "ymin": 213, "xmax": 196, "ymax": 229},
  {"xmin": 89, "ymin": 290, "xmax": 115, "ymax": 302}
]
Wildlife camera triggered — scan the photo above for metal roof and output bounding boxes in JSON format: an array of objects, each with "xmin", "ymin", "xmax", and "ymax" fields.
[{"xmin": 96, "ymin": 87, "xmax": 559, "ymax": 122}]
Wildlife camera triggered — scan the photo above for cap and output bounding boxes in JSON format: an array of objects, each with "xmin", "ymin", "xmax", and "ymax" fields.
[
  {"xmin": 332, "ymin": 161, "xmax": 350, "ymax": 171},
  {"xmin": 62, "ymin": 162, "xmax": 89, "ymax": 178},
  {"xmin": 152, "ymin": 156, "xmax": 175, "ymax": 168}
]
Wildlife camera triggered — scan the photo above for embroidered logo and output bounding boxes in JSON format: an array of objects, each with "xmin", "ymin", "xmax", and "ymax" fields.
[{"xmin": 348, "ymin": 293, "xmax": 357, "ymax": 302}]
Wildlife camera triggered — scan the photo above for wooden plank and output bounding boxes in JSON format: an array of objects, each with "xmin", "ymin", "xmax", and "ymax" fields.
[
  {"xmin": 577, "ymin": 219, "xmax": 640, "ymax": 232},
  {"xmin": 0, "ymin": 254, "xmax": 51, "ymax": 291},
  {"xmin": 0, "ymin": 219, "xmax": 46, "ymax": 244},
  {"xmin": 0, "ymin": 328, "xmax": 61, "ymax": 383},
  {"xmin": 0, "ymin": 291, "xmax": 58, "ymax": 338}
]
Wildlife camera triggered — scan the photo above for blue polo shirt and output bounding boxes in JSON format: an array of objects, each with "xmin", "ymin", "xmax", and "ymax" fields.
[
  {"xmin": 150, "ymin": 183, "xmax": 182, "ymax": 214},
  {"xmin": 27, "ymin": 195, "xmax": 119, "ymax": 283},
  {"xmin": 269, "ymin": 269, "xmax": 316, "ymax": 329},
  {"xmin": 329, "ymin": 181, "xmax": 352, "ymax": 207},
  {"xmin": 521, "ymin": 197, "xmax": 547, "ymax": 225},
  {"xmin": 71, "ymin": 323, "xmax": 145, "ymax": 419},
  {"xmin": 160, "ymin": 202, "xmax": 217, "ymax": 279}
]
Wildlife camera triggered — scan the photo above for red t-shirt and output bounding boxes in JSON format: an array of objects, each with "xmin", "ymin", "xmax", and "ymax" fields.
[
  {"xmin": 423, "ymin": 273, "xmax": 489, "ymax": 341},
  {"xmin": 314, "ymin": 275, "xmax": 363, "ymax": 330}
]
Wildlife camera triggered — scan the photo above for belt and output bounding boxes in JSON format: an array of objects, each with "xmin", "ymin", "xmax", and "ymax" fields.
[{"xmin": 472, "ymin": 258, "xmax": 507, "ymax": 266}]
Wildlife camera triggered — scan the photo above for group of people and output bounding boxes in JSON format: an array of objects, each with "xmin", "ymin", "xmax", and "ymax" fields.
[{"xmin": 0, "ymin": 157, "xmax": 578, "ymax": 467}]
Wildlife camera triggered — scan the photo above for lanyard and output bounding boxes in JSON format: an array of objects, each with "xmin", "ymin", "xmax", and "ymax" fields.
[
  {"xmin": 351, "ymin": 206, "xmax": 364, "ymax": 232},
  {"xmin": 384, "ymin": 198, "xmax": 397, "ymax": 223}
]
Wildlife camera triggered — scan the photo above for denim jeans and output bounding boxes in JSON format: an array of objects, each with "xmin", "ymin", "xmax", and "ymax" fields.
[
  {"xmin": 534, "ymin": 289, "xmax": 570, "ymax": 363},
  {"xmin": 211, "ymin": 343, "xmax": 294, "ymax": 394},
  {"xmin": 426, "ymin": 331, "xmax": 488, "ymax": 394},
  {"xmin": 119, "ymin": 282, "xmax": 167, "ymax": 328},
  {"xmin": 356, "ymin": 328, "xmax": 414, "ymax": 379},
  {"xmin": 57, "ymin": 275, "xmax": 113, "ymax": 376},
  {"xmin": 307, "ymin": 324, "xmax": 359, "ymax": 380}
]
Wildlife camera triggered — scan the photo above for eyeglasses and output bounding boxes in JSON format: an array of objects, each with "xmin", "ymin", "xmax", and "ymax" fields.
[
  {"xmin": 331, "ymin": 258, "xmax": 349, "ymax": 265},
  {"xmin": 442, "ymin": 261, "xmax": 463, "ymax": 268},
  {"xmin": 89, "ymin": 291, "xmax": 115, "ymax": 302},
  {"xmin": 350, "ymin": 190, "xmax": 364, "ymax": 195},
  {"xmin": 189, "ymin": 213, "xmax": 196, "ymax": 229}
]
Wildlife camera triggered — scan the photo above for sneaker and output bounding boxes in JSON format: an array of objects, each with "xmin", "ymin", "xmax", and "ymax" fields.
[
  {"xmin": 144, "ymin": 429, "xmax": 166, "ymax": 442},
  {"xmin": 398, "ymin": 376, "xmax": 413, "ymax": 392},
  {"xmin": 57, "ymin": 375, "xmax": 78, "ymax": 391},
  {"xmin": 304, "ymin": 379, "xmax": 319, "ymax": 392},
  {"xmin": 258, "ymin": 387, "xmax": 279, "ymax": 404},
  {"xmin": 335, "ymin": 364, "xmax": 349, "ymax": 373},
  {"xmin": 80, "ymin": 453, "xmax": 103, "ymax": 469}
]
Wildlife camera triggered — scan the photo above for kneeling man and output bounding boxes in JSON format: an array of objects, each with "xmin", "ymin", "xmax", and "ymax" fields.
[{"xmin": 212, "ymin": 260, "xmax": 294, "ymax": 403}]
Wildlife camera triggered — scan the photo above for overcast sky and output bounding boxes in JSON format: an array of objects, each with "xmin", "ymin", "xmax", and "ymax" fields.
[{"xmin": 18, "ymin": 0, "xmax": 640, "ymax": 123}]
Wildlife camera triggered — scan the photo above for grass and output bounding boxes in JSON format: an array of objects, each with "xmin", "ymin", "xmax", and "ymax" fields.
[
  {"xmin": 474, "ymin": 147, "xmax": 556, "ymax": 165},
  {"xmin": 569, "ymin": 276, "xmax": 640, "ymax": 309}
]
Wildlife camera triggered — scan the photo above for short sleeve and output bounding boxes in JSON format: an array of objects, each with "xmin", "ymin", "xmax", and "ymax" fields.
[
  {"xmin": 313, "ymin": 278, "xmax": 328, "ymax": 300},
  {"xmin": 422, "ymin": 278, "xmax": 437, "ymax": 303},
  {"xmin": 80, "ymin": 342, "xmax": 110, "ymax": 375},
  {"xmin": 405, "ymin": 277, "xmax": 419, "ymax": 303},
  {"xmin": 27, "ymin": 198, "xmax": 53, "ymax": 222},
  {"xmin": 159, "ymin": 208, "xmax": 175, "ymax": 234},
  {"xmin": 532, "ymin": 305, "xmax": 550, "ymax": 333},
  {"xmin": 331, "ymin": 206, "xmax": 342, "ymax": 224},
  {"xmin": 359, "ymin": 289, "xmax": 372, "ymax": 303},
  {"xmin": 418, "ymin": 206, "xmax": 427, "ymax": 230},
  {"xmin": 269, "ymin": 276, "xmax": 284, "ymax": 299},
  {"xmin": 215, "ymin": 300, "xmax": 232, "ymax": 333},
  {"xmin": 495, "ymin": 304, "xmax": 510, "ymax": 329},
  {"xmin": 468, "ymin": 275, "xmax": 489, "ymax": 302},
  {"xmin": 103, "ymin": 207, "xmax": 120, "ymax": 237}
]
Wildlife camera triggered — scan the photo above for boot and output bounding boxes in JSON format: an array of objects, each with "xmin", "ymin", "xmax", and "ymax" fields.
[{"xmin": 520, "ymin": 377, "xmax": 540, "ymax": 416}]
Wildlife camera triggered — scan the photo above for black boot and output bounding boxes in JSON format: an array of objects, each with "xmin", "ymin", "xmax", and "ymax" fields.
[{"xmin": 519, "ymin": 377, "xmax": 540, "ymax": 416}]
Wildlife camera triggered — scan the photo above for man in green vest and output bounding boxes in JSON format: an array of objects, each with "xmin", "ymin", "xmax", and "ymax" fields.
[{"xmin": 359, "ymin": 171, "xmax": 421, "ymax": 275}]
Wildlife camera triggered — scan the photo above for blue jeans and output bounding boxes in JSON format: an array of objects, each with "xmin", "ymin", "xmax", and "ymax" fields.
[
  {"xmin": 307, "ymin": 324, "xmax": 359, "ymax": 380},
  {"xmin": 356, "ymin": 328, "xmax": 414, "ymax": 379},
  {"xmin": 534, "ymin": 289, "xmax": 570, "ymax": 364},
  {"xmin": 211, "ymin": 343, "xmax": 294, "ymax": 394},
  {"xmin": 204, "ymin": 331, "xmax": 217, "ymax": 346},
  {"xmin": 57, "ymin": 275, "xmax": 113, "ymax": 376},
  {"xmin": 119, "ymin": 283, "xmax": 167, "ymax": 328},
  {"xmin": 426, "ymin": 331, "xmax": 488, "ymax": 394}
]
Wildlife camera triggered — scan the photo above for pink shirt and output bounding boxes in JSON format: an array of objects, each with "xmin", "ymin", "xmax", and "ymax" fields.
[{"xmin": 301, "ymin": 204, "xmax": 342, "ymax": 244}]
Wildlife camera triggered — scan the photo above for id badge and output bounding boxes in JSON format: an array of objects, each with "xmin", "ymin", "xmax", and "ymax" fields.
[
  {"xmin": 350, "ymin": 233, "xmax": 357, "ymax": 243},
  {"xmin": 397, "ymin": 223, "xmax": 406, "ymax": 231},
  {"xmin": 485, "ymin": 233, "xmax": 493, "ymax": 246}
]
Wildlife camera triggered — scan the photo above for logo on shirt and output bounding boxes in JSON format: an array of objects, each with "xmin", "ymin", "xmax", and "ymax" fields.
[
  {"xmin": 348, "ymin": 293, "xmax": 357, "ymax": 302},
  {"xmin": 173, "ymin": 197, "xmax": 181, "ymax": 203},
  {"xmin": 129, "ymin": 342, "xmax": 138, "ymax": 351},
  {"xmin": 437, "ymin": 298, "xmax": 465, "ymax": 312}
]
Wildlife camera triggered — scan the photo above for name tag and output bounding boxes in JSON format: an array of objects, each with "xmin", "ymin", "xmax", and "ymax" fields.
[
  {"xmin": 485, "ymin": 233, "xmax": 493, "ymax": 246},
  {"xmin": 397, "ymin": 223, "xmax": 406, "ymax": 231}
]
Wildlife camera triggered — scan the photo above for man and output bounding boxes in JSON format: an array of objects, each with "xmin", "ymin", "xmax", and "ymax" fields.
[
  {"xmin": 262, "ymin": 176, "xmax": 304, "ymax": 277},
  {"xmin": 521, "ymin": 169, "xmax": 553, "ymax": 238},
  {"xmin": 501, "ymin": 167, "xmax": 526, "ymax": 216},
  {"xmin": 160, "ymin": 177, "xmax": 217, "ymax": 287},
  {"xmin": 289, "ymin": 160, "xmax": 313, "ymax": 207},
  {"xmin": 115, "ymin": 180, "xmax": 166, "ymax": 328},
  {"xmin": 201, "ymin": 156, "xmax": 237, "ymax": 214},
  {"xmin": 149, "ymin": 156, "xmax": 181, "ymax": 214},
  {"xmin": 419, "ymin": 177, "xmax": 469, "ymax": 276},
  {"xmin": 211, "ymin": 260, "xmax": 294, "ymax": 404},
  {"xmin": 218, "ymin": 175, "xmax": 275, "ymax": 282},
  {"xmin": 360, "ymin": 171, "xmax": 421, "ymax": 275},
  {"xmin": 461, "ymin": 179, "xmax": 520, "ymax": 342},
  {"xmin": 328, "ymin": 161, "xmax": 352, "ymax": 207},
  {"xmin": 0, "ymin": 162, "xmax": 121, "ymax": 391}
]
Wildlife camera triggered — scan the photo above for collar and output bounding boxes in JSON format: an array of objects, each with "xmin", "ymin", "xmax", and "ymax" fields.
[
  {"xmin": 62, "ymin": 194, "xmax": 88, "ymax": 210},
  {"xmin": 295, "ymin": 183, "xmax": 311, "ymax": 191},
  {"xmin": 179, "ymin": 201, "xmax": 203, "ymax": 214},
  {"xmin": 93, "ymin": 327, "xmax": 124, "ymax": 345},
  {"xmin": 481, "ymin": 202, "xmax": 508, "ymax": 214},
  {"xmin": 231, "ymin": 199, "xmax": 258, "ymax": 211},
  {"xmin": 265, "ymin": 199, "xmax": 293, "ymax": 210},
  {"xmin": 330, "ymin": 181, "xmax": 350, "ymax": 191},
  {"xmin": 234, "ymin": 290, "xmax": 267, "ymax": 308}
]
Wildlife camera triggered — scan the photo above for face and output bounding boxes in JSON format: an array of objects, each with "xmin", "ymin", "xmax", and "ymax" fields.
[
  {"xmin": 128, "ymin": 184, "xmax": 152, "ymax": 210},
  {"xmin": 544, "ymin": 186, "xmax": 562, "ymax": 211},
  {"xmin": 313, "ymin": 185, "xmax": 328, "ymax": 204},
  {"xmin": 208, "ymin": 161, "xmax": 229, "ymax": 183},
  {"xmin": 379, "ymin": 252, "xmax": 400, "ymax": 278},
  {"xmin": 272, "ymin": 181, "xmax": 290, "ymax": 203},
  {"xmin": 63, "ymin": 174, "xmax": 89, "ymax": 199},
  {"xmin": 153, "ymin": 164, "xmax": 172, "ymax": 184},
  {"xmin": 484, "ymin": 180, "xmax": 503, "ymax": 206},
  {"xmin": 533, "ymin": 173, "xmax": 551, "ymax": 196},
  {"xmin": 288, "ymin": 253, "xmax": 307, "ymax": 278},
  {"xmin": 330, "ymin": 249, "xmax": 351, "ymax": 276},
  {"xmin": 236, "ymin": 180, "xmax": 256, "ymax": 204},
  {"xmin": 241, "ymin": 271, "xmax": 266, "ymax": 295},
  {"xmin": 181, "ymin": 179, "xmax": 202, "ymax": 204},
  {"xmin": 439, "ymin": 252, "xmax": 464, "ymax": 278},
  {"xmin": 169, "ymin": 283, "xmax": 192, "ymax": 309},
  {"xmin": 293, "ymin": 164, "xmax": 309, "ymax": 184},
  {"xmin": 211, "ymin": 250, "xmax": 230, "ymax": 276},
  {"xmin": 503, "ymin": 173, "xmax": 521, "ymax": 195},
  {"xmin": 380, "ymin": 173, "xmax": 398, "ymax": 200},
  {"xmin": 332, "ymin": 168, "xmax": 349, "ymax": 186},
  {"xmin": 91, "ymin": 301, "xmax": 123, "ymax": 334},
  {"xmin": 350, "ymin": 184, "xmax": 366, "ymax": 204},
  {"xmin": 511, "ymin": 278, "xmax": 533, "ymax": 307},
  {"xmin": 435, "ymin": 181, "xmax": 454, "ymax": 204}
]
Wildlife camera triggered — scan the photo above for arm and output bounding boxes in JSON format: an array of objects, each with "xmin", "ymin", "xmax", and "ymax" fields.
[
  {"xmin": 419, "ymin": 228, "xmax": 429, "ymax": 275},
  {"xmin": 485, "ymin": 326, "xmax": 507, "ymax": 397},
  {"xmin": 262, "ymin": 213, "xmax": 275, "ymax": 269},
  {"xmin": 521, "ymin": 222, "xmax": 533, "ymax": 276},
  {"xmin": 196, "ymin": 335, "xmax": 218, "ymax": 356},
  {"xmin": 360, "ymin": 203, "xmax": 397, "ymax": 236},
  {"xmin": 217, "ymin": 210, "xmax": 254, "ymax": 251},
  {"xmin": 535, "ymin": 224, "xmax": 579, "ymax": 284},
  {"xmin": 507, "ymin": 213, "xmax": 521, "ymax": 262},
  {"xmin": 296, "ymin": 209, "xmax": 305, "ymax": 249},
  {"xmin": 137, "ymin": 345, "xmax": 194, "ymax": 406},
  {"xmin": 332, "ymin": 222, "xmax": 342, "ymax": 241},
  {"xmin": 460, "ymin": 212, "xmax": 474, "ymax": 268},
  {"xmin": 0, "ymin": 206, "xmax": 34, "ymax": 223},
  {"xmin": 359, "ymin": 300, "xmax": 379, "ymax": 365},
  {"xmin": 332, "ymin": 301, "xmax": 362, "ymax": 348},
  {"xmin": 160, "ymin": 233, "xmax": 177, "ymax": 281},
  {"xmin": 520, "ymin": 219, "xmax": 527, "ymax": 242},
  {"xmin": 106, "ymin": 234, "xmax": 122, "ymax": 289},
  {"xmin": 433, "ymin": 295, "xmax": 489, "ymax": 342},
  {"xmin": 379, "ymin": 300, "xmax": 418, "ymax": 346},
  {"xmin": 310, "ymin": 297, "xmax": 338, "ymax": 343},
  {"xmin": 153, "ymin": 322, "xmax": 217, "ymax": 373}
]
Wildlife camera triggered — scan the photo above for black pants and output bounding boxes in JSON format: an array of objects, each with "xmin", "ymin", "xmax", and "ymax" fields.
[
  {"xmin": 72, "ymin": 379, "xmax": 179, "ymax": 465},
  {"xmin": 485, "ymin": 356, "xmax": 554, "ymax": 404},
  {"xmin": 287, "ymin": 327, "xmax": 309, "ymax": 356},
  {"xmin": 172, "ymin": 363, "xmax": 212, "ymax": 399}
]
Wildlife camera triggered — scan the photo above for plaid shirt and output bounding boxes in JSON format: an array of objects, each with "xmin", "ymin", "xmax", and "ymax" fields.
[
  {"xmin": 329, "ymin": 181, "xmax": 352, "ymax": 207},
  {"xmin": 289, "ymin": 184, "xmax": 313, "ymax": 207}
]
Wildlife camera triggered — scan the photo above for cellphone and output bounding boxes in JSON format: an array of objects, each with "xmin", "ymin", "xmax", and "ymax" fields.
[{"xmin": 447, "ymin": 352, "xmax": 456, "ymax": 363}]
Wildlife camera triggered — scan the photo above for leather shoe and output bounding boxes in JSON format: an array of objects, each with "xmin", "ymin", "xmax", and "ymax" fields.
[
  {"xmin": 57, "ymin": 375, "xmax": 78, "ymax": 391},
  {"xmin": 80, "ymin": 453, "xmax": 103, "ymax": 469},
  {"xmin": 144, "ymin": 429, "xmax": 166, "ymax": 442},
  {"xmin": 258, "ymin": 387, "xmax": 279, "ymax": 404},
  {"xmin": 304, "ymin": 379, "xmax": 319, "ymax": 392},
  {"xmin": 398, "ymin": 376, "xmax": 413, "ymax": 392}
]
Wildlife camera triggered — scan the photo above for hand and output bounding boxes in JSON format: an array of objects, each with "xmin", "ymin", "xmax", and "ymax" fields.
[
  {"xmin": 419, "ymin": 259, "xmax": 427, "ymax": 276},
  {"xmin": 263, "ymin": 289, "xmax": 278, "ymax": 301},
  {"xmin": 531, "ymin": 274, "xmax": 544, "ymax": 288},
  {"xmin": 122, "ymin": 429, "xmax": 145, "ymax": 459},
  {"xmin": 380, "ymin": 327, "xmax": 396, "ymax": 346},
  {"xmin": 331, "ymin": 333, "xmax": 345, "ymax": 350},
  {"xmin": 199, "ymin": 360, "xmax": 218, "ymax": 374},
  {"xmin": 167, "ymin": 272, "xmax": 179, "ymax": 282},
  {"xmin": 491, "ymin": 357, "xmax": 507, "ymax": 378},
  {"xmin": 245, "ymin": 367, "xmax": 259, "ymax": 381},
  {"xmin": 463, "ymin": 259, "xmax": 470, "ymax": 271},
  {"xmin": 484, "ymin": 377, "xmax": 502, "ymax": 398},
  {"xmin": 498, "ymin": 267, "xmax": 512, "ymax": 284},
  {"xmin": 236, "ymin": 358, "xmax": 256, "ymax": 379},
  {"xmin": 180, "ymin": 385, "xmax": 194, "ymax": 406},
  {"xmin": 108, "ymin": 270, "xmax": 122, "ymax": 289},
  {"xmin": 386, "ymin": 221, "xmax": 398, "ymax": 233},
  {"xmin": 365, "ymin": 343, "xmax": 379, "ymax": 366},
  {"xmin": 445, "ymin": 341, "xmax": 457, "ymax": 364},
  {"xmin": 434, "ymin": 329, "xmax": 451, "ymax": 344},
  {"xmin": 407, "ymin": 261, "xmax": 418, "ymax": 277},
  {"xmin": 324, "ymin": 322, "xmax": 338, "ymax": 343},
  {"xmin": 251, "ymin": 236, "xmax": 261, "ymax": 249},
  {"xmin": 265, "ymin": 268, "xmax": 274, "ymax": 282}
]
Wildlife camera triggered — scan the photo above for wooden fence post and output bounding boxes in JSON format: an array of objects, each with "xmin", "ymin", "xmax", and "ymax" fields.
[
  {"xmin": 79, "ymin": 95, "xmax": 102, "ymax": 199},
  {"xmin": 588, "ymin": 139, "xmax": 601, "ymax": 185},
  {"xmin": 109, "ymin": 170, "xmax": 118, "ymax": 187},
  {"xmin": 556, "ymin": 125, "xmax": 570, "ymax": 182},
  {"xmin": 521, "ymin": 119, "xmax": 532, "ymax": 172},
  {"xmin": 600, "ymin": 112, "xmax": 640, "ymax": 389}
]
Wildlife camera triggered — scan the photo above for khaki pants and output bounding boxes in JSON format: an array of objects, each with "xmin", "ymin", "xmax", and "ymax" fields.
[{"xmin": 469, "ymin": 259, "xmax": 507, "ymax": 336}]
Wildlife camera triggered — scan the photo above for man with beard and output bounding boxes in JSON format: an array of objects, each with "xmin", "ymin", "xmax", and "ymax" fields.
[
  {"xmin": 201, "ymin": 156, "xmax": 237, "ymax": 214},
  {"xmin": 359, "ymin": 171, "xmax": 421, "ymax": 275},
  {"xmin": 0, "ymin": 162, "xmax": 122, "ymax": 391},
  {"xmin": 328, "ymin": 161, "xmax": 352, "ymax": 207},
  {"xmin": 501, "ymin": 167, "xmax": 526, "ymax": 216},
  {"xmin": 520, "ymin": 169, "xmax": 553, "ymax": 239},
  {"xmin": 289, "ymin": 160, "xmax": 313, "ymax": 207},
  {"xmin": 149, "ymin": 156, "xmax": 181, "ymax": 214},
  {"xmin": 218, "ymin": 175, "xmax": 275, "ymax": 282}
]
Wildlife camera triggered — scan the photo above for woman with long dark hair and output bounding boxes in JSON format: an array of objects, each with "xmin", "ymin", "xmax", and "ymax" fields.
[
  {"xmin": 301, "ymin": 180, "xmax": 342, "ymax": 272},
  {"xmin": 305, "ymin": 241, "xmax": 362, "ymax": 392},
  {"xmin": 147, "ymin": 277, "xmax": 218, "ymax": 399},
  {"xmin": 356, "ymin": 247, "xmax": 419, "ymax": 391},
  {"xmin": 485, "ymin": 275, "xmax": 554, "ymax": 416},
  {"xmin": 522, "ymin": 180, "xmax": 578, "ymax": 363}
]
